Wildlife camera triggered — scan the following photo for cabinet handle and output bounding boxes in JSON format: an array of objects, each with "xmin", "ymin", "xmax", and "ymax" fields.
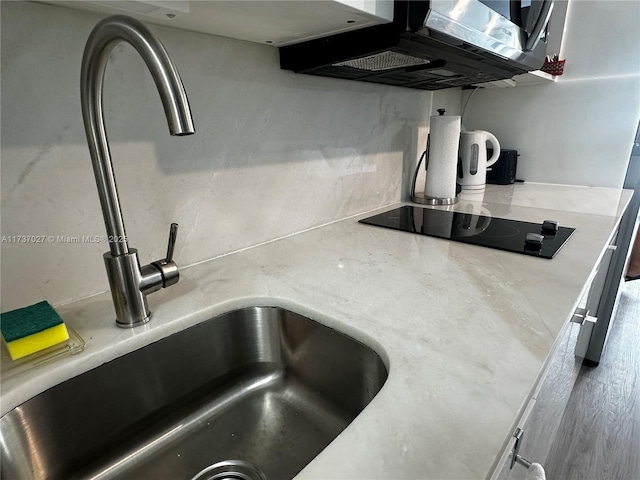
[
  {"xmin": 510, "ymin": 428, "xmax": 532, "ymax": 470},
  {"xmin": 571, "ymin": 307, "xmax": 597, "ymax": 326}
]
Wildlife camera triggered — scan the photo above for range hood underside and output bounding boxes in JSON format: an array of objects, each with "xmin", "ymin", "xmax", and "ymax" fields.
[{"xmin": 280, "ymin": 24, "xmax": 527, "ymax": 90}]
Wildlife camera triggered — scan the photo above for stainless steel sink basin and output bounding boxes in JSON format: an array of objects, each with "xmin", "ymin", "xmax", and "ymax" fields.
[{"xmin": 1, "ymin": 307, "xmax": 388, "ymax": 480}]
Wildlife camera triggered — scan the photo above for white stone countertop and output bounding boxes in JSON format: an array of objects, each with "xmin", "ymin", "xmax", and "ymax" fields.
[{"xmin": 0, "ymin": 183, "xmax": 633, "ymax": 479}]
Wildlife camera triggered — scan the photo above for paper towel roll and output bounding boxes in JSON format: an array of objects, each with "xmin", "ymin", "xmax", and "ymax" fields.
[{"xmin": 424, "ymin": 113, "xmax": 461, "ymax": 200}]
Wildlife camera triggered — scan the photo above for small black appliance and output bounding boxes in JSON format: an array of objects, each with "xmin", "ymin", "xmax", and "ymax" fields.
[{"xmin": 487, "ymin": 149, "xmax": 519, "ymax": 185}]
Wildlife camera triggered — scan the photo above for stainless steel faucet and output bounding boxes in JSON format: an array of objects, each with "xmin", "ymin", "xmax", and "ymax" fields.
[{"xmin": 80, "ymin": 15, "xmax": 195, "ymax": 327}]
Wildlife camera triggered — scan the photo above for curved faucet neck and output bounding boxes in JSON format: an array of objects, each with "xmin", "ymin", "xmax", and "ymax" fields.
[{"xmin": 80, "ymin": 15, "xmax": 195, "ymax": 257}]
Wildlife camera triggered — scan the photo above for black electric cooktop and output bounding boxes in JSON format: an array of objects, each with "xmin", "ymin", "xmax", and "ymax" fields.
[{"xmin": 359, "ymin": 206, "xmax": 575, "ymax": 259}]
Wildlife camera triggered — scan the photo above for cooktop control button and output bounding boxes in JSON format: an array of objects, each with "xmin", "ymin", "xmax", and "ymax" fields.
[
  {"xmin": 542, "ymin": 220, "xmax": 559, "ymax": 233},
  {"xmin": 525, "ymin": 233, "xmax": 544, "ymax": 249}
]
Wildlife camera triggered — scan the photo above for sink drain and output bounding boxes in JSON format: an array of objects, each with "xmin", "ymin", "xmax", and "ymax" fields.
[{"xmin": 191, "ymin": 460, "xmax": 267, "ymax": 480}]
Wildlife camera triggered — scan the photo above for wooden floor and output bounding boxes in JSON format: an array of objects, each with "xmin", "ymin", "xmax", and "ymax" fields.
[{"xmin": 545, "ymin": 279, "xmax": 640, "ymax": 480}]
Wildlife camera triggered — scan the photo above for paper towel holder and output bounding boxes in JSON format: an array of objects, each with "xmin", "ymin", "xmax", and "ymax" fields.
[{"xmin": 410, "ymin": 117, "xmax": 460, "ymax": 205}]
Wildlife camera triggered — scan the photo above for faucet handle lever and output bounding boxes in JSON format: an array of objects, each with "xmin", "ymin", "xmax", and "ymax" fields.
[
  {"xmin": 165, "ymin": 223, "xmax": 178, "ymax": 263},
  {"xmin": 147, "ymin": 223, "xmax": 180, "ymax": 290}
]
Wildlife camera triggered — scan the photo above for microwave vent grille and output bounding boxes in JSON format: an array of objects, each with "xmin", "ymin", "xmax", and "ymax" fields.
[{"xmin": 333, "ymin": 51, "xmax": 430, "ymax": 71}]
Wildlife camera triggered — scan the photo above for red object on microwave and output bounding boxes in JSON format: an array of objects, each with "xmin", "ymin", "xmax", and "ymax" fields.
[{"xmin": 541, "ymin": 59, "xmax": 566, "ymax": 76}]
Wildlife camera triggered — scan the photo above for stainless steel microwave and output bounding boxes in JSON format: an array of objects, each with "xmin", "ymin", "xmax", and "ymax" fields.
[{"xmin": 279, "ymin": 0, "xmax": 554, "ymax": 90}]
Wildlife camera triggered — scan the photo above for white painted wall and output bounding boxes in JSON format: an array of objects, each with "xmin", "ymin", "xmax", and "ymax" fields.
[
  {"xmin": 0, "ymin": 1, "xmax": 432, "ymax": 311},
  {"xmin": 464, "ymin": 0, "xmax": 640, "ymax": 188}
]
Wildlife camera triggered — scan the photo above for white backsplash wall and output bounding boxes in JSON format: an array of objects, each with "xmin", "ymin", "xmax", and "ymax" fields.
[
  {"xmin": 463, "ymin": 0, "xmax": 640, "ymax": 188},
  {"xmin": 0, "ymin": 1, "xmax": 432, "ymax": 311}
]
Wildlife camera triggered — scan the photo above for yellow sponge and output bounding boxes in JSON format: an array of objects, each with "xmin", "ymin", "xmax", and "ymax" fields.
[{"xmin": 1, "ymin": 301, "xmax": 70, "ymax": 360}]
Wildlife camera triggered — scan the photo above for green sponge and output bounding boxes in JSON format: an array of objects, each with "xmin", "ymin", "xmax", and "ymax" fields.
[{"xmin": 1, "ymin": 301, "xmax": 70, "ymax": 360}]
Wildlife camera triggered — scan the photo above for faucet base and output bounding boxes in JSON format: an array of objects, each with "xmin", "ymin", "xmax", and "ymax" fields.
[
  {"xmin": 115, "ymin": 316, "xmax": 150, "ymax": 328},
  {"xmin": 104, "ymin": 249, "xmax": 151, "ymax": 327}
]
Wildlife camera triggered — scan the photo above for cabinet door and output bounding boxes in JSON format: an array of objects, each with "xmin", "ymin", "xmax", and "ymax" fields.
[
  {"xmin": 575, "ymin": 238, "xmax": 618, "ymax": 360},
  {"xmin": 491, "ymin": 320, "xmax": 582, "ymax": 479}
]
